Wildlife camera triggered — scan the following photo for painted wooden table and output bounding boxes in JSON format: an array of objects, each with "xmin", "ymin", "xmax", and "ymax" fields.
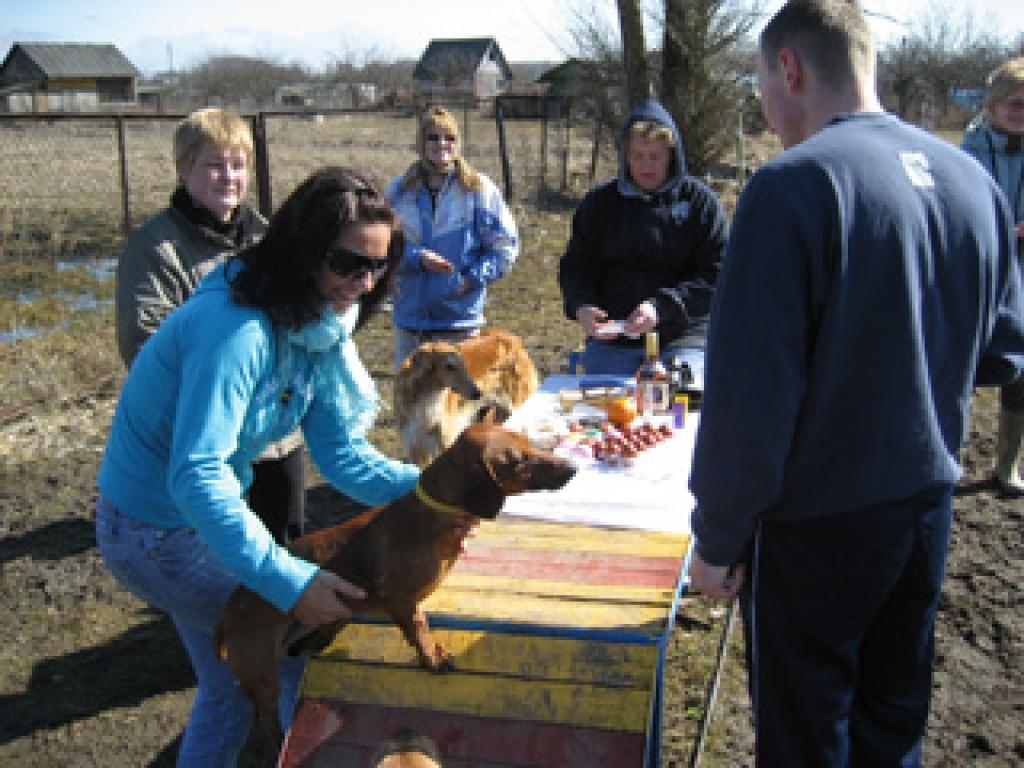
[{"xmin": 280, "ymin": 376, "xmax": 696, "ymax": 767}]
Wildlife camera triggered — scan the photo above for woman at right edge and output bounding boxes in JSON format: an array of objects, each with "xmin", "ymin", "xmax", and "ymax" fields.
[{"xmin": 961, "ymin": 56, "xmax": 1024, "ymax": 495}]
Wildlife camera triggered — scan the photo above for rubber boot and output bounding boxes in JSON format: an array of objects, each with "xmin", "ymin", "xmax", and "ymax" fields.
[{"xmin": 995, "ymin": 409, "xmax": 1024, "ymax": 496}]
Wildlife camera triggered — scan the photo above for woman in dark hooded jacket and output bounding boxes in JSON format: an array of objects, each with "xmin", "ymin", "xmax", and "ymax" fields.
[{"xmin": 558, "ymin": 99, "xmax": 727, "ymax": 376}]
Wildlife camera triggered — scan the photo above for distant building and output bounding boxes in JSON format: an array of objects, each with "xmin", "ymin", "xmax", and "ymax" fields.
[
  {"xmin": 0, "ymin": 42, "xmax": 140, "ymax": 112},
  {"xmin": 537, "ymin": 58, "xmax": 598, "ymax": 101},
  {"xmin": 274, "ymin": 82, "xmax": 378, "ymax": 110},
  {"xmin": 413, "ymin": 37, "xmax": 512, "ymax": 105}
]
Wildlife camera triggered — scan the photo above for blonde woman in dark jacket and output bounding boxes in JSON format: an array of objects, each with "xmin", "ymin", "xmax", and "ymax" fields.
[{"xmin": 115, "ymin": 107, "xmax": 307, "ymax": 541}]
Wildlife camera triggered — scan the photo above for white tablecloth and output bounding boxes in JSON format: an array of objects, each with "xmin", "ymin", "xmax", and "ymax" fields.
[{"xmin": 503, "ymin": 375, "xmax": 696, "ymax": 534}]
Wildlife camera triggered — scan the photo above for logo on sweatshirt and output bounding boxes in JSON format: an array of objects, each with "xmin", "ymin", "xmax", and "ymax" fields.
[
  {"xmin": 900, "ymin": 152, "xmax": 935, "ymax": 188},
  {"xmin": 669, "ymin": 200, "xmax": 691, "ymax": 225}
]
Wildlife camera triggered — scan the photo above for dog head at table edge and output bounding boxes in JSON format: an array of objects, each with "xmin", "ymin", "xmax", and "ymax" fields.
[{"xmin": 420, "ymin": 411, "xmax": 577, "ymax": 520}]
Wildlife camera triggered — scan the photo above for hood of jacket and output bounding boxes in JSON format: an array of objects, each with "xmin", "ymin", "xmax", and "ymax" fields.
[
  {"xmin": 962, "ymin": 116, "xmax": 997, "ymax": 156},
  {"xmin": 962, "ymin": 114, "xmax": 1024, "ymax": 157},
  {"xmin": 617, "ymin": 99, "xmax": 688, "ymax": 199}
]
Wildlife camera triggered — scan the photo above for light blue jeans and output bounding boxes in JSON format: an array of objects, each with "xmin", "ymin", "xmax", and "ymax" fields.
[{"xmin": 95, "ymin": 496, "xmax": 305, "ymax": 767}]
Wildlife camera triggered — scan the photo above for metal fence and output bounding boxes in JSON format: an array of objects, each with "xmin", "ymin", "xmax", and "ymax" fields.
[{"xmin": 0, "ymin": 105, "xmax": 619, "ymax": 265}]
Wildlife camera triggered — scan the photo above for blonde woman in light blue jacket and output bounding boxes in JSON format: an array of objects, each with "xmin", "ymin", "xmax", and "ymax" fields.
[
  {"xmin": 386, "ymin": 106, "xmax": 519, "ymax": 368},
  {"xmin": 962, "ymin": 57, "xmax": 1024, "ymax": 495}
]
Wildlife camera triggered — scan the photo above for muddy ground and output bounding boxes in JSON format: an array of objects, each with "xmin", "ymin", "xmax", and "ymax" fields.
[{"xmin": 1, "ymin": 200, "xmax": 1021, "ymax": 767}]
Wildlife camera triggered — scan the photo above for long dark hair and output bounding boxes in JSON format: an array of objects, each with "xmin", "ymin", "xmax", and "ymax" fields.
[{"xmin": 228, "ymin": 166, "xmax": 401, "ymax": 331}]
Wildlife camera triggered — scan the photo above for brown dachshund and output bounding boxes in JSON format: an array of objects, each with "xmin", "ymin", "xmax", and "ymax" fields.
[{"xmin": 214, "ymin": 417, "xmax": 577, "ymax": 748}]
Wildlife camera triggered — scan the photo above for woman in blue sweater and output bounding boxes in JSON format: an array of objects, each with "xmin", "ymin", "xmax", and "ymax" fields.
[{"xmin": 95, "ymin": 167, "xmax": 419, "ymax": 766}]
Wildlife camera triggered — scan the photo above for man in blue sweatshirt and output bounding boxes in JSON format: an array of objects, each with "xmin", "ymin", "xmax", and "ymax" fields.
[{"xmin": 688, "ymin": 1, "xmax": 1024, "ymax": 765}]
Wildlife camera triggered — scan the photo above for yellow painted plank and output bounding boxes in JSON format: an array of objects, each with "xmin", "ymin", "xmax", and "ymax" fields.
[
  {"xmin": 472, "ymin": 519, "xmax": 690, "ymax": 559},
  {"xmin": 418, "ymin": 587, "xmax": 671, "ymax": 635},
  {"xmin": 316, "ymin": 625, "xmax": 660, "ymax": 687},
  {"xmin": 440, "ymin": 571, "xmax": 678, "ymax": 603},
  {"xmin": 301, "ymin": 660, "xmax": 654, "ymax": 732}
]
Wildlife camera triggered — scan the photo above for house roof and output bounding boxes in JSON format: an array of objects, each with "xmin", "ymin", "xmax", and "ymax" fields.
[
  {"xmin": 1, "ymin": 42, "xmax": 140, "ymax": 79},
  {"xmin": 413, "ymin": 37, "xmax": 511, "ymax": 81},
  {"xmin": 538, "ymin": 58, "xmax": 590, "ymax": 85}
]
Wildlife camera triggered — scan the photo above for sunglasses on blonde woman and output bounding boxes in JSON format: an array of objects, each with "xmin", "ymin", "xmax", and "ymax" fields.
[
  {"xmin": 325, "ymin": 246, "xmax": 389, "ymax": 280},
  {"xmin": 426, "ymin": 132, "xmax": 456, "ymax": 143}
]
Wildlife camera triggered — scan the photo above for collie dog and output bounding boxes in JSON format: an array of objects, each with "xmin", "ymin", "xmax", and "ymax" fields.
[{"xmin": 395, "ymin": 329, "xmax": 540, "ymax": 467}]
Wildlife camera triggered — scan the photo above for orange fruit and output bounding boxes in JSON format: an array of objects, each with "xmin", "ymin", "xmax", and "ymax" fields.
[{"xmin": 605, "ymin": 396, "xmax": 637, "ymax": 428}]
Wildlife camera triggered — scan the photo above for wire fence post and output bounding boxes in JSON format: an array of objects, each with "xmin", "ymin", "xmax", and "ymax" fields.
[
  {"xmin": 589, "ymin": 111, "xmax": 602, "ymax": 185},
  {"xmin": 736, "ymin": 107, "xmax": 747, "ymax": 185},
  {"xmin": 252, "ymin": 113, "xmax": 272, "ymax": 216},
  {"xmin": 495, "ymin": 98, "xmax": 512, "ymax": 199},
  {"xmin": 115, "ymin": 115, "xmax": 132, "ymax": 234},
  {"xmin": 540, "ymin": 101, "xmax": 549, "ymax": 189},
  {"xmin": 561, "ymin": 102, "xmax": 571, "ymax": 191}
]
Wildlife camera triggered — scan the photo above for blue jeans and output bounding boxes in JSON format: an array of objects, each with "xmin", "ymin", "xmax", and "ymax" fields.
[
  {"xmin": 742, "ymin": 488, "xmax": 953, "ymax": 767},
  {"xmin": 581, "ymin": 337, "xmax": 704, "ymax": 379},
  {"xmin": 95, "ymin": 496, "xmax": 305, "ymax": 767}
]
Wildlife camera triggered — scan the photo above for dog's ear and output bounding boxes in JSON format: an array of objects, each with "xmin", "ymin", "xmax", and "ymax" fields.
[
  {"xmin": 397, "ymin": 349, "xmax": 426, "ymax": 389},
  {"xmin": 456, "ymin": 428, "xmax": 506, "ymax": 519}
]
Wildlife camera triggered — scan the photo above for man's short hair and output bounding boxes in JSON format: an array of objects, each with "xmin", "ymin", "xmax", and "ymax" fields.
[
  {"xmin": 173, "ymin": 107, "xmax": 253, "ymax": 175},
  {"xmin": 760, "ymin": 0, "xmax": 875, "ymax": 89}
]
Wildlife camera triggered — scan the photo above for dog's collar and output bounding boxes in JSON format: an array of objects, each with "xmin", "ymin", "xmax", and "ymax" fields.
[{"xmin": 414, "ymin": 482, "xmax": 467, "ymax": 517}]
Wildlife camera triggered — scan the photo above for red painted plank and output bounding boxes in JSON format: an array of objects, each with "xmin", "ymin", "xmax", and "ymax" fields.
[
  {"xmin": 457, "ymin": 548, "xmax": 683, "ymax": 588},
  {"xmin": 281, "ymin": 698, "xmax": 648, "ymax": 768}
]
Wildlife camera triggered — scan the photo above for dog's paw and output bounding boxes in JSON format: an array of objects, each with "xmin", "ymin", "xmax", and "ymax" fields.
[{"xmin": 425, "ymin": 643, "xmax": 455, "ymax": 673}]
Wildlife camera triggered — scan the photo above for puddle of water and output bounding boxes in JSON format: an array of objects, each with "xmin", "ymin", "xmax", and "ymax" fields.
[
  {"xmin": 57, "ymin": 258, "xmax": 117, "ymax": 282},
  {"xmin": 0, "ymin": 327, "xmax": 41, "ymax": 343},
  {"xmin": 2, "ymin": 258, "xmax": 117, "ymax": 344}
]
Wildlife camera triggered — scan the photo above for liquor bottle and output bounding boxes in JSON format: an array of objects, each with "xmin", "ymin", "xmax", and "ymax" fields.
[{"xmin": 636, "ymin": 332, "xmax": 670, "ymax": 416}]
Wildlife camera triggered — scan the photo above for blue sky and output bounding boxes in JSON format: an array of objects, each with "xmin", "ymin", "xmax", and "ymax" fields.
[{"xmin": 2, "ymin": 0, "xmax": 1021, "ymax": 76}]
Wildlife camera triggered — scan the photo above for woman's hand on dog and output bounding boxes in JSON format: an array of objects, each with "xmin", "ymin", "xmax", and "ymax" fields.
[{"xmin": 293, "ymin": 570, "xmax": 367, "ymax": 628}]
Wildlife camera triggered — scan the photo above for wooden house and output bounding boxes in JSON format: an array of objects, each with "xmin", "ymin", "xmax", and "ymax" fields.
[
  {"xmin": 0, "ymin": 42, "xmax": 140, "ymax": 112},
  {"xmin": 413, "ymin": 37, "xmax": 512, "ymax": 105}
]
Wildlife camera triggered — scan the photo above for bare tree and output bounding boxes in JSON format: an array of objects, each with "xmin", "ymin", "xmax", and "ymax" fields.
[
  {"xmin": 561, "ymin": 0, "xmax": 761, "ymax": 176},
  {"xmin": 656, "ymin": 0, "xmax": 761, "ymax": 175},
  {"xmin": 328, "ymin": 45, "xmax": 415, "ymax": 108},
  {"xmin": 616, "ymin": 0, "xmax": 650, "ymax": 108},
  {"xmin": 179, "ymin": 55, "xmax": 308, "ymax": 108},
  {"xmin": 876, "ymin": 2, "xmax": 1013, "ymax": 127},
  {"xmin": 561, "ymin": 0, "xmax": 630, "ymax": 130}
]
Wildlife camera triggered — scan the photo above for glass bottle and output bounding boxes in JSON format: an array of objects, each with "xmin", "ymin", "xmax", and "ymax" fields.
[{"xmin": 636, "ymin": 332, "xmax": 670, "ymax": 416}]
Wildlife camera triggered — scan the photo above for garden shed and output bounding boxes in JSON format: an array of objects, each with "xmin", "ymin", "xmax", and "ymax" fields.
[{"xmin": 0, "ymin": 42, "xmax": 140, "ymax": 112}]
